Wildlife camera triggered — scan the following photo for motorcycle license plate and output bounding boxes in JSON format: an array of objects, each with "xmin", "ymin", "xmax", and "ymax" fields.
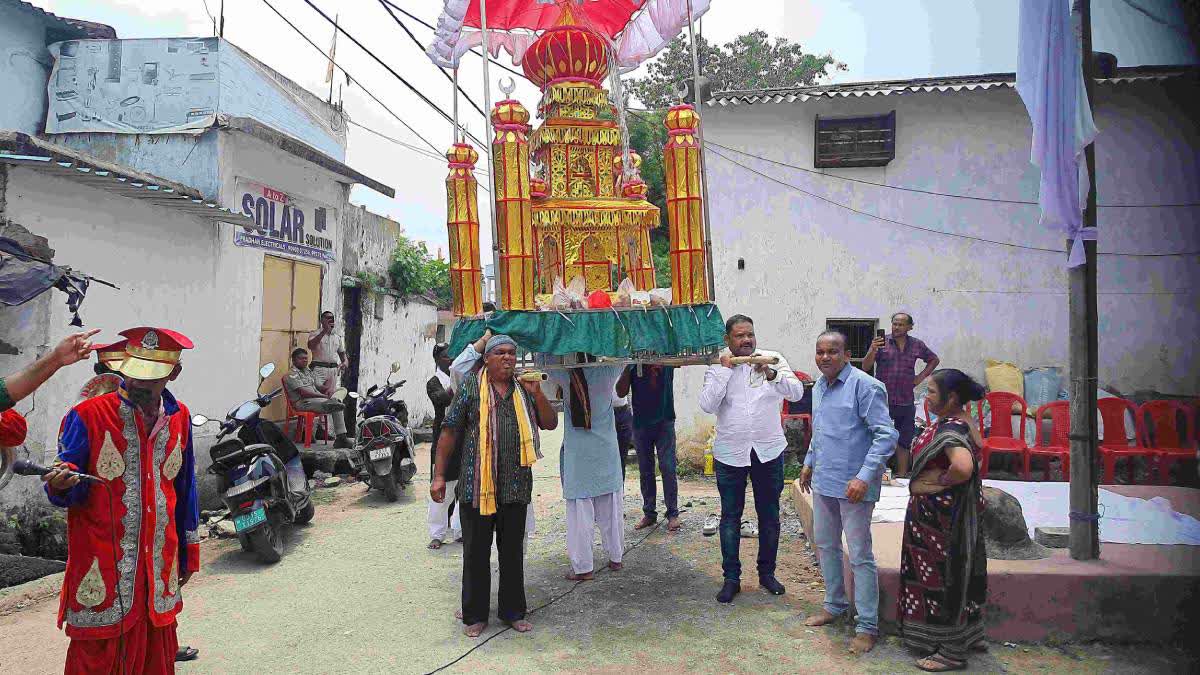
[
  {"xmin": 233, "ymin": 507, "xmax": 267, "ymax": 532},
  {"xmin": 369, "ymin": 447, "xmax": 392, "ymax": 461}
]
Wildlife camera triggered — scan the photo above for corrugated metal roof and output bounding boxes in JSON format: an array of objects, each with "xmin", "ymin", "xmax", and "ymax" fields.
[
  {"xmin": 0, "ymin": 132, "xmax": 257, "ymax": 229},
  {"xmin": 709, "ymin": 65, "xmax": 1197, "ymax": 106}
]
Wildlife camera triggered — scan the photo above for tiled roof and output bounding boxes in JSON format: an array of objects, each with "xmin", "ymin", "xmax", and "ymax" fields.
[
  {"xmin": 4, "ymin": 0, "xmax": 115, "ymax": 38},
  {"xmin": 709, "ymin": 65, "xmax": 1197, "ymax": 106}
]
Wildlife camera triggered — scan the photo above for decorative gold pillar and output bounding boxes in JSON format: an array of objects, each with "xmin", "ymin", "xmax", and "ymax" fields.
[
  {"xmin": 491, "ymin": 100, "xmax": 535, "ymax": 310},
  {"xmin": 663, "ymin": 104, "xmax": 710, "ymax": 304},
  {"xmin": 445, "ymin": 143, "xmax": 483, "ymax": 316}
]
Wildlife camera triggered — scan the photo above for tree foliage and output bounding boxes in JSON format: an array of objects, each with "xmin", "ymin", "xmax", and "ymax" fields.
[
  {"xmin": 627, "ymin": 30, "xmax": 845, "ymax": 109},
  {"xmin": 387, "ymin": 234, "xmax": 452, "ymax": 308}
]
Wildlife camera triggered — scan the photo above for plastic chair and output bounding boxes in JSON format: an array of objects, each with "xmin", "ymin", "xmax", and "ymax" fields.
[
  {"xmin": 977, "ymin": 392, "xmax": 1029, "ymax": 479},
  {"xmin": 1138, "ymin": 400, "xmax": 1193, "ymax": 485},
  {"xmin": 285, "ymin": 395, "xmax": 331, "ymax": 449},
  {"xmin": 1028, "ymin": 401, "xmax": 1070, "ymax": 481},
  {"xmin": 781, "ymin": 371, "xmax": 814, "ymax": 450},
  {"xmin": 1097, "ymin": 398, "xmax": 1154, "ymax": 484}
]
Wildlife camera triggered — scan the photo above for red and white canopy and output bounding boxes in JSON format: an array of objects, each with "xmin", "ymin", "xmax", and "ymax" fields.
[{"xmin": 427, "ymin": 0, "xmax": 711, "ymax": 72}]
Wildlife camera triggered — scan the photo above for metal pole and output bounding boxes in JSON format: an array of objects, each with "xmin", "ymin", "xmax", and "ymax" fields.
[
  {"xmin": 452, "ymin": 68, "xmax": 460, "ymax": 143},
  {"xmin": 479, "ymin": 0, "xmax": 501, "ymax": 304},
  {"xmin": 686, "ymin": 0, "xmax": 716, "ymax": 302},
  {"xmin": 219, "ymin": 0, "xmax": 225, "ymax": 38},
  {"xmin": 329, "ymin": 14, "xmax": 338, "ymax": 104},
  {"xmin": 1069, "ymin": 0, "xmax": 1100, "ymax": 561}
]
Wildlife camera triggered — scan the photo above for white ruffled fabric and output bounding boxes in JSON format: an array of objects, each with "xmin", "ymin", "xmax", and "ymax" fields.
[{"xmin": 426, "ymin": 0, "xmax": 711, "ymax": 71}]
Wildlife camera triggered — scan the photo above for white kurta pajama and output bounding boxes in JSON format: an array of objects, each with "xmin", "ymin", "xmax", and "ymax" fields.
[
  {"xmin": 427, "ymin": 369, "xmax": 461, "ymax": 542},
  {"xmin": 548, "ymin": 366, "xmax": 627, "ymax": 575}
]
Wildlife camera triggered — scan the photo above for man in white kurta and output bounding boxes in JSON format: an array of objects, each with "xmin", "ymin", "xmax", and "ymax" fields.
[{"xmin": 547, "ymin": 363, "xmax": 626, "ymax": 580}]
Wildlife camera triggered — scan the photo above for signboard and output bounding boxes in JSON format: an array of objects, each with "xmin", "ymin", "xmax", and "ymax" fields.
[
  {"xmin": 233, "ymin": 180, "xmax": 337, "ymax": 263},
  {"xmin": 47, "ymin": 38, "xmax": 220, "ymax": 134}
]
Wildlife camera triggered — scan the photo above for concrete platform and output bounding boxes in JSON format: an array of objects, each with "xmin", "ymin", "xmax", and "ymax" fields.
[{"xmin": 791, "ymin": 481, "xmax": 1200, "ymax": 643}]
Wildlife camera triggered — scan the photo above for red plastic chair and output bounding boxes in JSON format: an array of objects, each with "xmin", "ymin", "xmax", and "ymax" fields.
[
  {"xmin": 1028, "ymin": 402, "xmax": 1070, "ymax": 481},
  {"xmin": 1138, "ymin": 400, "xmax": 1193, "ymax": 485},
  {"xmin": 781, "ymin": 371, "xmax": 813, "ymax": 449},
  {"xmin": 1097, "ymin": 398, "xmax": 1154, "ymax": 484},
  {"xmin": 285, "ymin": 395, "xmax": 331, "ymax": 449},
  {"xmin": 978, "ymin": 392, "xmax": 1029, "ymax": 478}
]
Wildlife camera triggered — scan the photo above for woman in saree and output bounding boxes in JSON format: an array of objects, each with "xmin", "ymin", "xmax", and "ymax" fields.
[{"xmin": 900, "ymin": 369, "xmax": 988, "ymax": 671}]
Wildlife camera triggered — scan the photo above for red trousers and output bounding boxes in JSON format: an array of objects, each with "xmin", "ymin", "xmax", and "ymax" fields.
[{"xmin": 65, "ymin": 619, "xmax": 178, "ymax": 675}]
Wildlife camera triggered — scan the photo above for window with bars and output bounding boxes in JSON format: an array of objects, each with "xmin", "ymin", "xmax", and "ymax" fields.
[
  {"xmin": 814, "ymin": 111, "xmax": 896, "ymax": 168},
  {"xmin": 825, "ymin": 318, "xmax": 880, "ymax": 370}
]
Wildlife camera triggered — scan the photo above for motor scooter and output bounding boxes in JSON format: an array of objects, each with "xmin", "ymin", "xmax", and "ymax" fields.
[{"xmin": 347, "ymin": 362, "xmax": 415, "ymax": 502}]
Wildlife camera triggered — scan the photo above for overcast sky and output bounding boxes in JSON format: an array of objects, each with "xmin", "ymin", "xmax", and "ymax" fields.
[{"xmin": 37, "ymin": 0, "xmax": 1196, "ymax": 261}]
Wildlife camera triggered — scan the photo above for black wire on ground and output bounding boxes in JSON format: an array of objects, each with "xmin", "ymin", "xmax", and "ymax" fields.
[{"xmin": 424, "ymin": 519, "xmax": 665, "ymax": 675}]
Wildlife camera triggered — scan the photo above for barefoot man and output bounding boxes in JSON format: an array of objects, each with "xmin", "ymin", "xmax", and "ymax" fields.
[
  {"xmin": 431, "ymin": 334, "xmax": 557, "ymax": 637},
  {"xmin": 801, "ymin": 331, "xmax": 897, "ymax": 655}
]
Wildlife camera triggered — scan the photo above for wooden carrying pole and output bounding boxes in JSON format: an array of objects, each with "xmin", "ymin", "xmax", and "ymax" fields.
[{"xmin": 1069, "ymin": 0, "xmax": 1100, "ymax": 560}]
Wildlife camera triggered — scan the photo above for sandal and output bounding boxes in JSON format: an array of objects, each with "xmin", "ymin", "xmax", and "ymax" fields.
[
  {"xmin": 175, "ymin": 646, "xmax": 199, "ymax": 662},
  {"xmin": 428, "ymin": 539, "xmax": 444, "ymax": 550},
  {"xmin": 915, "ymin": 654, "xmax": 967, "ymax": 672},
  {"xmin": 702, "ymin": 514, "xmax": 719, "ymax": 536},
  {"xmin": 740, "ymin": 520, "xmax": 759, "ymax": 538}
]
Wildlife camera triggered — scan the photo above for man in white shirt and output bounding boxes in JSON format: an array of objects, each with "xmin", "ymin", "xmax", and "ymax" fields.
[{"xmin": 699, "ymin": 314, "xmax": 804, "ymax": 604}]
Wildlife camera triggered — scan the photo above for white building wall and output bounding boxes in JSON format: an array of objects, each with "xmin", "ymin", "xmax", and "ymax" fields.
[
  {"xmin": 0, "ymin": 166, "xmax": 263, "ymax": 509},
  {"xmin": 669, "ymin": 80, "xmax": 1199, "ymax": 435},
  {"xmin": 342, "ymin": 204, "xmax": 439, "ymax": 427}
]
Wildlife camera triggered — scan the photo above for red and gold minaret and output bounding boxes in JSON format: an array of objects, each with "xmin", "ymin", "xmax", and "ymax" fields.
[
  {"xmin": 445, "ymin": 143, "xmax": 483, "ymax": 316},
  {"xmin": 491, "ymin": 99, "xmax": 536, "ymax": 310},
  {"xmin": 663, "ymin": 104, "xmax": 710, "ymax": 305}
]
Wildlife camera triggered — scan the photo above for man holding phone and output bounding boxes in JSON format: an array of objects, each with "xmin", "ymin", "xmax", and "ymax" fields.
[{"xmin": 862, "ymin": 313, "xmax": 939, "ymax": 476}]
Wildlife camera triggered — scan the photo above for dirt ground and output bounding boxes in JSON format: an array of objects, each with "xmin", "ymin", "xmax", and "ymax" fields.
[{"xmin": 0, "ymin": 429, "xmax": 1195, "ymax": 674}]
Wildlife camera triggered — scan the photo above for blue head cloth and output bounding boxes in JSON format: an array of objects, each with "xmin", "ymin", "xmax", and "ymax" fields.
[{"xmin": 484, "ymin": 334, "xmax": 517, "ymax": 354}]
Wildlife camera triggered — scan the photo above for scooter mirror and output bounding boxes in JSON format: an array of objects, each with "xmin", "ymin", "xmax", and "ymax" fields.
[
  {"xmin": 191, "ymin": 414, "xmax": 210, "ymax": 427},
  {"xmin": 258, "ymin": 363, "xmax": 276, "ymax": 380},
  {"xmin": 391, "ymin": 362, "xmax": 402, "ymax": 374}
]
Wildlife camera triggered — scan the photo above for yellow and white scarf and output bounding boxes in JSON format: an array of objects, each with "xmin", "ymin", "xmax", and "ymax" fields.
[{"xmin": 476, "ymin": 370, "xmax": 539, "ymax": 516}]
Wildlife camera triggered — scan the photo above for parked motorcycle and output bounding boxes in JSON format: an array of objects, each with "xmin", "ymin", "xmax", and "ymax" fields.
[
  {"xmin": 191, "ymin": 363, "xmax": 314, "ymax": 563},
  {"xmin": 347, "ymin": 362, "xmax": 415, "ymax": 502}
]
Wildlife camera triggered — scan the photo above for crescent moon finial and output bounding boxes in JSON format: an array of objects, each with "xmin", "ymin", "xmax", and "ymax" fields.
[{"xmin": 499, "ymin": 76, "xmax": 516, "ymax": 97}]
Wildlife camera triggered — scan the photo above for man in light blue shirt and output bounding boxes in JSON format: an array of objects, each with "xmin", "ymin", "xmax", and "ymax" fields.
[
  {"xmin": 546, "ymin": 359, "xmax": 627, "ymax": 581},
  {"xmin": 800, "ymin": 331, "xmax": 897, "ymax": 655}
]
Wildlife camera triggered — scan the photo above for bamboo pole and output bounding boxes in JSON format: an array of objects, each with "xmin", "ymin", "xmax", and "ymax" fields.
[
  {"xmin": 479, "ymin": 0, "xmax": 500, "ymax": 307},
  {"xmin": 685, "ymin": 0, "xmax": 716, "ymax": 302},
  {"xmin": 1069, "ymin": 0, "xmax": 1100, "ymax": 561}
]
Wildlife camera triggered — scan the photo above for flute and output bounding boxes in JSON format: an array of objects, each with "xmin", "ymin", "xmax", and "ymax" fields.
[{"xmin": 518, "ymin": 370, "xmax": 548, "ymax": 382}]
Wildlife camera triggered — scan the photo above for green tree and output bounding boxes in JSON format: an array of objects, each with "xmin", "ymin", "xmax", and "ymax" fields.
[
  {"xmin": 387, "ymin": 234, "xmax": 452, "ymax": 308},
  {"xmin": 627, "ymin": 30, "xmax": 845, "ymax": 109}
]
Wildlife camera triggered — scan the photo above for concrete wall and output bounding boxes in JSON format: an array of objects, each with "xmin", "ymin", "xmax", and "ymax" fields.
[
  {"xmin": 0, "ymin": 165, "xmax": 263, "ymax": 510},
  {"xmin": 0, "ymin": 2, "xmax": 50, "ymax": 135},
  {"xmin": 342, "ymin": 204, "xmax": 440, "ymax": 427},
  {"xmin": 50, "ymin": 130, "xmax": 221, "ymax": 200},
  {"xmin": 669, "ymin": 79, "xmax": 1199, "ymax": 435}
]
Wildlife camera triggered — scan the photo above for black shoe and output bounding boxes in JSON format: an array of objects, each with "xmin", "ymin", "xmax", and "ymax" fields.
[
  {"xmin": 759, "ymin": 575, "xmax": 786, "ymax": 595},
  {"xmin": 176, "ymin": 646, "xmax": 199, "ymax": 662},
  {"xmin": 716, "ymin": 580, "xmax": 741, "ymax": 604},
  {"xmin": 333, "ymin": 434, "xmax": 353, "ymax": 449}
]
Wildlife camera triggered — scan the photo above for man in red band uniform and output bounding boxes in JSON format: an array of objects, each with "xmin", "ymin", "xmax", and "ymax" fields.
[{"xmin": 42, "ymin": 327, "xmax": 200, "ymax": 675}]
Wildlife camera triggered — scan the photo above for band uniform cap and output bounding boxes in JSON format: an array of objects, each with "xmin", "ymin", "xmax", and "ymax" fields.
[
  {"xmin": 93, "ymin": 339, "xmax": 128, "ymax": 366},
  {"xmin": 116, "ymin": 327, "xmax": 194, "ymax": 380}
]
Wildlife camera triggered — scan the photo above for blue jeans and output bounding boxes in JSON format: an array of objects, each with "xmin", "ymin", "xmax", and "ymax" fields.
[
  {"xmin": 715, "ymin": 451, "xmax": 783, "ymax": 582},
  {"xmin": 614, "ymin": 405, "xmax": 634, "ymax": 478},
  {"xmin": 812, "ymin": 493, "xmax": 879, "ymax": 635},
  {"xmin": 634, "ymin": 420, "xmax": 679, "ymax": 519}
]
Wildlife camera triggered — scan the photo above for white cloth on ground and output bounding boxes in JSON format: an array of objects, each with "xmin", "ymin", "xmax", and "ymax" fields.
[
  {"xmin": 870, "ymin": 479, "xmax": 1200, "ymax": 545},
  {"xmin": 428, "ymin": 479, "xmax": 462, "ymax": 541},
  {"xmin": 565, "ymin": 488, "xmax": 625, "ymax": 574}
]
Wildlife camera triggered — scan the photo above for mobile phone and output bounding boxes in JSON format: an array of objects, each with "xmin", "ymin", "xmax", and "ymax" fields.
[{"xmin": 876, "ymin": 329, "xmax": 886, "ymax": 339}]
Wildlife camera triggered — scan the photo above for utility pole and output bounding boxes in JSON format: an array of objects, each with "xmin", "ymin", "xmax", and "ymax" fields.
[
  {"xmin": 219, "ymin": 0, "xmax": 225, "ymax": 38},
  {"xmin": 1068, "ymin": 0, "xmax": 1100, "ymax": 561}
]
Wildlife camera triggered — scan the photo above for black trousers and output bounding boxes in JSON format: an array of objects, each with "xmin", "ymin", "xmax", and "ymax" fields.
[{"xmin": 460, "ymin": 501, "xmax": 527, "ymax": 624}]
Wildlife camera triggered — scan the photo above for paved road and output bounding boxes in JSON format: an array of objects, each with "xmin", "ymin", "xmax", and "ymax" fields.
[{"xmin": 1, "ymin": 422, "xmax": 1194, "ymax": 673}]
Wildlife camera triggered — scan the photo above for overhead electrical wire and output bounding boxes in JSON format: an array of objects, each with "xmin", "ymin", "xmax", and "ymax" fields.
[
  {"xmin": 705, "ymin": 144, "xmax": 1200, "ymax": 258},
  {"xmin": 379, "ymin": 0, "xmax": 528, "ymax": 80},
  {"xmin": 298, "ymin": 0, "xmax": 485, "ymax": 148},
  {"xmin": 375, "ymin": 0, "xmax": 488, "ymax": 119},
  {"xmin": 347, "ymin": 120, "xmax": 493, "ymax": 193},
  {"xmin": 259, "ymin": 0, "xmax": 441, "ymax": 154}
]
